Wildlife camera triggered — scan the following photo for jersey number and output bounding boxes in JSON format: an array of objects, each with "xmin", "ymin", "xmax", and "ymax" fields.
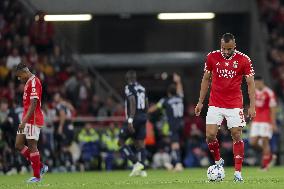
[
  {"xmin": 137, "ymin": 92, "xmax": 145, "ymax": 109},
  {"xmin": 171, "ymin": 103, "xmax": 183, "ymax": 118},
  {"xmin": 239, "ymin": 111, "xmax": 245, "ymax": 123}
]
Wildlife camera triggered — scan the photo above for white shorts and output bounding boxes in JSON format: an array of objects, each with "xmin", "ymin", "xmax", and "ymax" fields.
[
  {"xmin": 206, "ymin": 106, "xmax": 246, "ymax": 129},
  {"xmin": 17, "ymin": 124, "xmax": 41, "ymax": 141},
  {"xmin": 250, "ymin": 122, "xmax": 272, "ymax": 139}
]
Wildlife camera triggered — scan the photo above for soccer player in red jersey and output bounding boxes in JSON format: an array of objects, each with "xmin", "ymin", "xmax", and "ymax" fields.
[
  {"xmin": 195, "ymin": 33, "xmax": 256, "ymax": 182},
  {"xmin": 250, "ymin": 76, "xmax": 277, "ymax": 170},
  {"xmin": 14, "ymin": 63, "xmax": 48, "ymax": 183}
]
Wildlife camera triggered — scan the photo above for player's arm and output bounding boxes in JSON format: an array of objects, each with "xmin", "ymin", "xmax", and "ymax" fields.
[
  {"xmin": 270, "ymin": 106, "xmax": 277, "ymax": 132},
  {"xmin": 19, "ymin": 99, "xmax": 38, "ymax": 131},
  {"xmin": 145, "ymin": 97, "xmax": 149, "ymax": 111},
  {"xmin": 148, "ymin": 104, "xmax": 158, "ymax": 113},
  {"xmin": 63, "ymin": 101, "xmax": 75, "ymax": 113},
  {"xmin": 269, "ymin": 93, "xmax": 277, "ymax": 132},
  {"xmin": 173, "ymin": 73, "xmax": 184, "ymax": 97},
  {"xmin": 195, "ymin": 71, "xmax": 211, "ymax": 116},
  {"xmin": 58, "ymin": 108, "xmax": 66, "ymax": 134},
  {"xmin": 246, "ymin": 76, "xmax": 256, "ymax": 118},
  {"xmin": 148, "ymin": 98, "xmax": 164, "ymax": 113},
  {"xmin": 128, "ymin": 95, "xmax": 136, "ymax": 133}
]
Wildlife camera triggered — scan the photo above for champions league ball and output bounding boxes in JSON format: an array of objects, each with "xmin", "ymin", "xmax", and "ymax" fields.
[{"xmin": 207, "ymin": 165, "xmax": 225, "ymax": 182}]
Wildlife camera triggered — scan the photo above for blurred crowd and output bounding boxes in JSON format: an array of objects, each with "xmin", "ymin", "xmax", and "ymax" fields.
[
  {"xmin": 0, "ymin": 0, "xmax": 126, "ymax": 174},
  {"xmin": 258, "ymin": 0, "xmax": 284, "ymax": 100}
]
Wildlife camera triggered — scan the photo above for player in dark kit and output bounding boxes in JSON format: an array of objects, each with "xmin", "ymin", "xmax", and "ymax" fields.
[
  {"xmin": 148, "ymin": 73, "xmax": 184, "ymax": 171},
  {"xmin": 118, "ymin": 70, "xmax": 148, "ymax": 177}
]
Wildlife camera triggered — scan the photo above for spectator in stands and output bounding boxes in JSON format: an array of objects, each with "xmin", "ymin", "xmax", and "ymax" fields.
[
  {"xmin": 40, "ymin": 103, "xmax": 56, "ymax": 168},
  {"xmin": 26, "ymin": 45, "xmax": 38, "ymax": 66},
  {"xmin": 29, "ymin": 11, "xmax": 54, "ymax": 54},
  {"xmin": 19, "ymin": 35, "xmax": 30, "ymax": 55},
  {"xmin": 0, "ymin": 14, "xmax": 6, "ymax": 32},
  {"xmin": 64, "ymin": 71, "xmax": 83, "ymax": 106},
  {"xmin": 152, "ymin": 146, "xmax": 171, "ymax": 169},
  {"xmin": 0, "ymin": 99, "xmax": 14, "ymax": 145},
  {"xmin": 89, "ymin": 95, "xmax": 103, "ymax": 117},
  {"xmin": 49, "ymin": 45, "xmax": 66, "ymax": 72},
  {"xmin": 78, "ymin": 76, "xmax": 96, "ymax": 114},
  {"xmin": 183, "ymin": 104, "xmax": 208, "ymax": 167},
  {"xmin": 38, "ymin": 55, "xmax": 55, "ymax": 77},
  {"xmin": 6, "ymin": 47, "xmax": 20, "ymax": 69},
  {"xmin": 0, "ymin": 59, "xmax": 9, "ymax": 84},
  {"xmin": 98, "ymin": 97, "xmax": 116, "ymax": 117},
  {"xmin": 113, "ymin": 103, "xmax": 125, "ymax": 126},
  {"xmin": 78, "ymin": 123, "xmax": 100, "ymax": 171},
  {"xmin": 101, "ymin": 123, "xmax": 121, "ymax": 170}
]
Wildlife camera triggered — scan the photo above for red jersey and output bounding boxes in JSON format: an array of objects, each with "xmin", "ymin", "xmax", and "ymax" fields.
[
  {"xmin": 253, "ymin": 87, "xmax": 277, "ymax": 123},
  {"xmin": 204, "ymin": 50, "xmax": 254, "ymax": 108},
  {"xmin": 22, "ymin": 75, "xmax": 44, "ymax": 126}
]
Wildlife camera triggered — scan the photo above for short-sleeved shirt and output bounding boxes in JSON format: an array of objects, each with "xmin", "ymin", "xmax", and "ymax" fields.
[
  {"xmin": 253, "ymin": 87, "xmax": 277, "ymax": 123},
  {"xmin": 157, "ymin": 95, "xmax": 184, "ymax": 127},
  {"xmin": 204, "ymin": 50, "xmax": 255, "ymax": 108},
  {"xmin": 55, "ymin": 103, "xmax": 73, "ymax": 126},
  {"xmin": 124, "ymin": 82, "xmax": 147, "ymax": 119},
  {"xmin": 22, "ymin": 75, "xmax": 44, "ymax": 126}
]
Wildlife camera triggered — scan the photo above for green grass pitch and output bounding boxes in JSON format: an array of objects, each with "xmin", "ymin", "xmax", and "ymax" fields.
[{"xmin": 0, "ymin": 167, "xmax": 283, "ymax": 189}]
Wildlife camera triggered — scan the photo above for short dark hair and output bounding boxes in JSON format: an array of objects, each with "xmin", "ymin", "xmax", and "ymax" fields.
[
  {"xmin": 254, "ymin": 75, "xmax": 263, "ymax": 81},
  {"xmin": 167, "ymin": 84, "xmax": 177, "ymax": 96},
  {"xmin": 222, "ymin": 33, "xmax": 235, "ymax": 43},
  {"xmin": 126, "ymin": 70, "xmax": 137, "ymax": 82},
  {"xmin": 16, "ymin": 62, "xmax": 28, "ymax": 72}
]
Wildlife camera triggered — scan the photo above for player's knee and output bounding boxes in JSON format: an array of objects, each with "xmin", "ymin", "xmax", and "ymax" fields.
[
  {"xmin": 231, "ymin": 132, "xmax": 242, "ymax": 142},
  {"xmin": 27, "ymin": 143, "xmax": 37, "ymax": 152},
  {"xmin": 15, "ymin": 142, "xmax": 24, "ymax": 151},
  {"xmin": 262, "ymin": 138, "xmax": 270, "ymax": 146}
]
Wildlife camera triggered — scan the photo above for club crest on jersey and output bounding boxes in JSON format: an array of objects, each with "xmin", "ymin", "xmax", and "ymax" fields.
[{"xmin": 233, "ymin": 61, "xmax": 238, "ymax": 68}]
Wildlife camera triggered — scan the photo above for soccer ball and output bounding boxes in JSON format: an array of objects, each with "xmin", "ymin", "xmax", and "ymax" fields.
[{"xmin": 207, "ymin": 165, "xmax": 225, "ymax": 182}]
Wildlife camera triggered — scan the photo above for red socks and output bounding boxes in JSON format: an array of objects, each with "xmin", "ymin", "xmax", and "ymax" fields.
[
  {"xmin": 20, "ymin": 146, "xmax": 31, "ymax": 161},
  {"xmin": 208, "ymin": 139, "xmax": 244, "ymax": 172},
  {"xmin": 207, "ymin": 139, "xmax": 221, "ymax": 161},
  {"xmin": 20, "ymin": 146, "xmax": 43, "ymax": 168},
  {"xmin": 262, "ymin": 153, "xmax": 272, "ymax": 168},
  {"xmin": 233, "ymin": 140, "xmax": 244, "ymax": 172},
  {"xmin": 30, "ymin": 152, "xmax": 41, "ymax": 178}
]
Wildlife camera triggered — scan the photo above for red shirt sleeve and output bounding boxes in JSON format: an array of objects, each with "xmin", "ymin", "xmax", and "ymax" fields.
[
  {"xmin": 204, "ymin": 53, "xmax": 213, "ymax": 73},
  {"xmin": 30, "ymin": 78, "xmax": 40, "ymax": 100},
  {"xmin": 243, "ymin": 56, "xmax": 254, "ymax": 77},
  {"xmin": 269, "ymin": 91, "xmax": 277, "ymax": 107}
]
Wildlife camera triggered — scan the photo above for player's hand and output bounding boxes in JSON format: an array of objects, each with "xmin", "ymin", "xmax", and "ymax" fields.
[
  {"xmin": 247, "ymin": 106, "xmax": 256, "ymax": 119},
  {"xmin": 128, "ymin": 123, "xmax": 135, "ymax": 134},
  {"xmin": 58, "ymin": 127, "xmax": 63, "ymax": 135},
  {"xmin": 173, "ymin": 73, "xmax": 181, "ymax": 83},
  {"xmin": 18, "ymin": 122, "xmax": 25, "ymax": 133},
  {"xmin": 271, "ymin": 123, "xmax": 278, "ymax": 133},
  {"xmin": 195, "ymin": 102, "xmax": 203, "ymax": 116}
]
